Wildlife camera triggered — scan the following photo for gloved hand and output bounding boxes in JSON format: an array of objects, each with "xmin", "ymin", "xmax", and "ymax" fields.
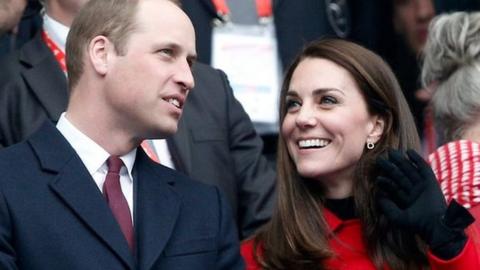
[
  {"xmin": 376, "ymin": 149, "xmax": 474, "ymax": 259},
  {"xmin": 375, "ymin": 149, "xmax": 447, "ymax": 245}
]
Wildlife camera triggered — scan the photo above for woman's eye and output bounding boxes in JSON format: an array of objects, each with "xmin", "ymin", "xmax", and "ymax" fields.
[
  {"xmin": 285, "ymin": 99, "xmax": 301, "ymax": 111},
  {"xmin": 320, "ymin": 96, "xmax": 337, "ymax": 104}
]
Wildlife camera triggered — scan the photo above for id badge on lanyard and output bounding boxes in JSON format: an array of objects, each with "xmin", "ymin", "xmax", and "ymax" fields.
[{"xmin": 211, "ymin": 0, "xmax": 280, "ymax": 133}]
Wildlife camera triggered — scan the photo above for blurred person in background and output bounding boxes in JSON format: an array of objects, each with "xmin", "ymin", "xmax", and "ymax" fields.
[
  {"xmin": 386, "ymin": 0, "xmax": 480, "ymax": 155},
  {"xmin": 0, "ymin": 0, "xmax": 27, "ymax": 36},
  {"xmin": 422, "ymin": 12, "xmax": 480, "ymax": 211},
  {"xmin": 180, "ymin": 0, "xmax": 389, "ymax": 69},
  {"xmin": 0, "ymin": 0, "xmax": 88, "ymax": 148},
  {"xmin": 0, "ymin": 0, "xmax": 42, "ymax": 54},
  {"xmin": 393, "ymin": 0, "xmax": 435, "ymax": 57},
  {"xmin": 385, "ymin": 0, "xmax": 436, "ymax": 151}
]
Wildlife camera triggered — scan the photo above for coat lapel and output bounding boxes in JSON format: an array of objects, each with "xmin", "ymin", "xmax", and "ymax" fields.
[
  {"xmin": 29, "ymin": 122, "xmax": 135, "ymax": 269},
  {"xmin": 134, "ymin": 149, "xmax": 181, "ymax": 270},
  {"xmin": 19, "ymin": 32, "xmax": 68, "ymax": 121}
]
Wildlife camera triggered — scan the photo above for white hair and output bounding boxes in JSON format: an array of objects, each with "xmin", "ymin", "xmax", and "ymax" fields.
[{"xmin": 421, "ymin": 12, "xmax": 480, "ymax": 142}]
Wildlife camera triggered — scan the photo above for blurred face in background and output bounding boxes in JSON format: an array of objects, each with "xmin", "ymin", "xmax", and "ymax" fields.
[
  {"xmin": 45, "ymin": 0, "xmax": 90, "ymax": 26},
  {"xmin": 54, "ymin": 0, "xmax": 90, "ymax": 13},
  {"xmin": 393, "ymin": 0, "xmax": 435, "ymax": 55},
  {"xmin": 0, "ymin": 0, "xmax": 27, "ymax": 34}
]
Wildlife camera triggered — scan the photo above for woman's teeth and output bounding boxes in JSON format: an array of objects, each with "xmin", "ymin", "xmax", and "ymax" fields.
[{"xmin": 298, "ymin": 139, "xmax": 330, "ymax": 148}]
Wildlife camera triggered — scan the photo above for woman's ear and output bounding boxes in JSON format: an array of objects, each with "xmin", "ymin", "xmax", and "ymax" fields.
[{"xmin": 368, "ymin": 116, "xmax": 385, "ymax": 144}]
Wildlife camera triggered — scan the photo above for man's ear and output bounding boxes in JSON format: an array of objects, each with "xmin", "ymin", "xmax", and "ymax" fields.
[
  {"xmin": 368, "ymin": 116, "xmax": 385, "ymax": 144},
  {"xmin": 88, "ymin": 35, "xmax": 110, "ymax": 75}
]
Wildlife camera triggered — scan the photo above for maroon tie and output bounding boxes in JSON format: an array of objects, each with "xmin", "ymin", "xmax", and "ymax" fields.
[{"xmin": 103, "ymin": 156, "xmax": 134, "ymax": 250}]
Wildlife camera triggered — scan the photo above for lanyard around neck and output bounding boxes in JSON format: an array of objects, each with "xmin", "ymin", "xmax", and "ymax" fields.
[
  {"xmin": 211, "ymin": 0, "xmax": 273, "ymax": 18},
  {"xmin": 42, "ymin": 30, "xmax": 67, "ymax": 73}
]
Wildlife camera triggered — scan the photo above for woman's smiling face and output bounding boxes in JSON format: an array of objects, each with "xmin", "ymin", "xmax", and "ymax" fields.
[{"xmin": 282, "ymin": 57, "xmax": 381, "ymax": 185}]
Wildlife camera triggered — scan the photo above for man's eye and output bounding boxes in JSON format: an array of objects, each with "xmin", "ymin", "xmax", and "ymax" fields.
[
  {"xmin": 158, "ymin": 49, "xmax": 174, "ymax": 56},
  {"xmin": 285, "ymin": 99, "xmax": 301, "ymax": 111}
]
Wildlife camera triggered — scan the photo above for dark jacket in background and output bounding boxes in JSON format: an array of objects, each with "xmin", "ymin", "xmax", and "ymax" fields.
[{"xmin": 180, "ymin": 0, "xmax": 391, "ymax": 69}]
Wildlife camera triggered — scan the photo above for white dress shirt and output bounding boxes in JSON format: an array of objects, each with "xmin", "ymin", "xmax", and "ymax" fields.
[
  {"xmin": 151, "ymin": 139, "xmax": 175, "ymax": 169},
  {"xmin": 42, "ymin": 13, "xmax": 69, "ymax": 52},
  {"xmin": 56, "ymin": 113, "xmax": 136, "ymax": 222}
]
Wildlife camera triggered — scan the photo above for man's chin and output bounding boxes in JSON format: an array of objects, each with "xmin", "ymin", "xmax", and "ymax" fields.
[{"xmin": 145, "ymin": 125, "xmax": 178, "ymax": 140}]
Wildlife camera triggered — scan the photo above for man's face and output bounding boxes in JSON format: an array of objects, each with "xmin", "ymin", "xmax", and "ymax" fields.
[
  {"xmin": 393, "ymin": 0, "xmax": 435, "ymax": 54},
  {"xmin": 0, "ymin": 0, "xmax": 27, "ymax": 34},
  {"xmin": 44, "ymin": 0, "xmax": 90, "ymax": 26},
  {"xmin": 104, "ymin": 0, "xmax": 196, "ymax": 140},
  {"xmin": 54, "ymin": 0, "xmax": 90, "ymax": 14}
]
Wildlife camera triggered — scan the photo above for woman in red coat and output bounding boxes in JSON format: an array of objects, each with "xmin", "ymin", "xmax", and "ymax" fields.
[{"xmin": 241, "ymin": 39, "xmax": 479, "ymax": 269}]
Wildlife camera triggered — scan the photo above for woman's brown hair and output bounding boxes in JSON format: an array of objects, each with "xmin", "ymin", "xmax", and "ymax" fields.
[{"xmin": 253, "ymin": 39, "xmax": 424, "ymax": 270}]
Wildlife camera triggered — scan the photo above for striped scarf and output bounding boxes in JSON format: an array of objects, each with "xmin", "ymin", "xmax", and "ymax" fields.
[{"xmin": 428, "ymin": 140, "xmax": 480, "ymax": 209}]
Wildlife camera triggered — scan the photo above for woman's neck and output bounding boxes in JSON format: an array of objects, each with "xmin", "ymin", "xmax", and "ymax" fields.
[
  {"xmin": 322, "ymin": 177, "xmax": 354, "ymax": 199},
  {"xmin": 463, "ymin": 119, "xmax": 480, "ymax": 143}
]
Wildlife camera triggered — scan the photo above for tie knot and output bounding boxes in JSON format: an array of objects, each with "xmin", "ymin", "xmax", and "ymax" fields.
[{"xmin": 107, "ymin": 156, "xmax": 123, "ymax": 174}]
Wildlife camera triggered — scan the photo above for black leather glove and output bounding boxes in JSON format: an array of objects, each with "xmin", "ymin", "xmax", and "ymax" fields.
[{"xmin": 376, "ymin": 149, "xmax": 473, "ymax": 259}]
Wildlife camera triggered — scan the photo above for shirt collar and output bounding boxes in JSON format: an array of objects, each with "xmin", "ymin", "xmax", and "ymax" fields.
[
  {"xmin": 56, "ymin": 113, "xmax": 136, "ymax": 181},
  {"xmin": 42, "ymin": 13, "xmax": 69, "ymax": 52}
]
